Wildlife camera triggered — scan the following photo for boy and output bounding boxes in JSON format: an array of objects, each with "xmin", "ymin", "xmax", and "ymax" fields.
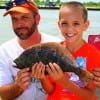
[{"xmin": 32, "ymin": 1, "xmax": 100, "ymax": 100}]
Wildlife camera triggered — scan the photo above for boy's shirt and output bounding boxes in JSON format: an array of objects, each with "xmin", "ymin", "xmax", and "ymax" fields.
[{"xmin": 47, "ymin": 42, "xmax": 100, "ymax": 100}]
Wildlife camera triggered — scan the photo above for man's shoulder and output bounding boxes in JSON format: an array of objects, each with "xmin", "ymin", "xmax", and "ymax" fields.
[
  {"xmin": 41, "ymin": 33, "xmax": 62, "ymax": 42},
  {"xmin": 0, "ymin": 38, "xmax": 17, "ymax": 49}
]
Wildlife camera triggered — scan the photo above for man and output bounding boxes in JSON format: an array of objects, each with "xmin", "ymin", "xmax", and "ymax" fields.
[{"xmin": 0, "ymin": 0, "xmax": 61, "ymax": 100}]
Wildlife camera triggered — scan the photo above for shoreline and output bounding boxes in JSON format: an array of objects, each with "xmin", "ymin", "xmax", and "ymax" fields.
[{"xmin": 0, "ymin": 6, "xmax": 100, "ymax": 11}]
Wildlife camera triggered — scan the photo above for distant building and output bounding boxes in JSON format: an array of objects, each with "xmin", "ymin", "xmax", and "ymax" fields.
[
  {"xmin": 45, "ymin": 1, "xmax": 56, "ymax": 7},
  {"xmin": 40, "ymin": 0, "xmax": 57, "ymax": 1}
]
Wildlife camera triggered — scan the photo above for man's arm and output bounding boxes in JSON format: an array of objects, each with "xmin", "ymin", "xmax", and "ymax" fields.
[
  {"xmin": 0, "ymin": 68, "xmax": 31, "ymax": 100},
  {"xmin": 0, "ymin": 82, "xmax": 23, "ymax": 100}
]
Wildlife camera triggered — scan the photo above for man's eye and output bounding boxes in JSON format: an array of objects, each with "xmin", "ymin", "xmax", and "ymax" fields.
[
  {"xmin": 12, "ymin": 18, "xmax": 17, "ymax": 22},
  {"xmin": 22, "ymin": 16, "xmax": 28, "ymax": 20}
]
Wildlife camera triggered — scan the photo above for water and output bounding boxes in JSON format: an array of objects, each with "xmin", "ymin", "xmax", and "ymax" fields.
[{"xmin": 0, "ymin": 9, "xmax": 100, "ymax": 44}]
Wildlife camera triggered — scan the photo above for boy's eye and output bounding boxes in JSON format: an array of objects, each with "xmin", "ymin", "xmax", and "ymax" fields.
[
  {"xmin": 62, "ymin": 22, "xmax": 67, "ymax": 25},
  {"xmin": 61, "ymin": 22, "xmax": 67, "ymax": 27},
  {"xmin": 74, "ymin": 22, "xmax": 80, "ymax": 25}
]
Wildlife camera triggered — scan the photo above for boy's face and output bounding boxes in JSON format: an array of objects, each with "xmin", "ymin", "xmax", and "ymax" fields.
[{"xmin": 58, "ymin": 7, "xmax": 89, "ymax": 44}]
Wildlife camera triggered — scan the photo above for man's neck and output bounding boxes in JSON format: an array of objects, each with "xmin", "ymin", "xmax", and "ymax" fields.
[{"xmin": 18, "ymin": 32, "xmax": 41, "ymax": 49}]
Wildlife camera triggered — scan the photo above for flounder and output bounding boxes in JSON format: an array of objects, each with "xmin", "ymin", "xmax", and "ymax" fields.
[{"xmin": 13, "ymin": 42, "xmax": 93, "ymax": 84}]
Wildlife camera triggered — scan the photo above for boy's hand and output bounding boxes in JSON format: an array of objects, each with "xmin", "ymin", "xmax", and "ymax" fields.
[
  {"xmin": 92, "ymin": 68, "xmax": 100, "ymax": 87},
  {"xmin": 46, "ymin": 62, "xmax": 67, "ymax": 84}
]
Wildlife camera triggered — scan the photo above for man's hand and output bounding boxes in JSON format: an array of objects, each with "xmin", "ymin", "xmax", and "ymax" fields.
[{"xmin": 16, "ymin": 68, "xmax": 31, "ymax": 92}]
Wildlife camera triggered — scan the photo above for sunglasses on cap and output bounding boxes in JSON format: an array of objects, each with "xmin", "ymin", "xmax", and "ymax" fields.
[{"xmin": 6, "ymin": 0, "xmax": 32, "ymax": 10}]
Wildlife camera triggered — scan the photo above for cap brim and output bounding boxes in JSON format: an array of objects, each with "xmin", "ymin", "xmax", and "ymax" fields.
[{"xmin": 3, "ymin": 6, "xmax": 31, "ymax": 16}]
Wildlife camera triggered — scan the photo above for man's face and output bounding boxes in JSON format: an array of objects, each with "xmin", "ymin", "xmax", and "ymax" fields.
[{"xmin": 11, "ymin": 12, "xmax": 37, "ymax": 40}]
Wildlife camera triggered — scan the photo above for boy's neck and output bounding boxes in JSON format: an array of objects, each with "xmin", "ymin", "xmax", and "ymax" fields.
[{"xmin": 62, "ymin": 40, "xmax": 85, "ymax": 53}]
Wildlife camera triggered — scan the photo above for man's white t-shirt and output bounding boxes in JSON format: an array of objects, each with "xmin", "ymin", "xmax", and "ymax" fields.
[{"xmin": 0, "ymin": 33, "xmax": 61, "ymax": 100}]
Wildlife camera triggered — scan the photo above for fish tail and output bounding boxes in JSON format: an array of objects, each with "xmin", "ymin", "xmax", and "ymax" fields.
[{"xmin": 78, "ymin": 68, "xmax": 94, "ymax": 84}]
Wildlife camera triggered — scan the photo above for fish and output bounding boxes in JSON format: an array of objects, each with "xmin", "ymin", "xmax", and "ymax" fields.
[{"xmin": 13, "ymin": 42, "xmax": 94, "ymax": 84}]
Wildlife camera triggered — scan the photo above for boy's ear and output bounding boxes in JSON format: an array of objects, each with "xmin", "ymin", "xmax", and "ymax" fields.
[
  {"xmin": 58, "ymin": 21, "xmax": 61, "ymax": 29},
  {"xmin": 35, "ymin": 14, "xmax": 40, "ymax": 25},
  {"xmin": 84, "ymin": 20, "xmax": 90, "ymax": 31}
]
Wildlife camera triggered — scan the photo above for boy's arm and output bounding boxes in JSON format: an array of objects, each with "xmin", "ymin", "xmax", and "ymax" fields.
[
  {"xmin": 58, "ymin": 75, "xmax": 96, "ymax": 100},
  {"xmin": 40, "ymin": 76, "xmax": 55, "ymax": 94},
  {"xmin": 47, "ymin": 62, "xmax": 96, "ymax": 100},
  {"xmin": 32, "ymin": 62, "xmax": 54, "ymax": 94}
]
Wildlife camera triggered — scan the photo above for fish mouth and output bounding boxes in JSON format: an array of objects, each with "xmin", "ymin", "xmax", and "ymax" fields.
[
  {"xmin": 12, "ymin": 62, "xmax": 17, "ymax": 67},
  {"xmin": 12, "ymin": 62, "xmax": 19, "ymax": 68}
]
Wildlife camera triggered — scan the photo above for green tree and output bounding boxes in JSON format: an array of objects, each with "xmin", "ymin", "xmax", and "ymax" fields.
[
  {"xmin": 34, "ymin": 0, "xmax": 41, "ymax": 5},
  {"xmin": 56, "ymin": 0, "xmax": 60, "ymax": 6}
]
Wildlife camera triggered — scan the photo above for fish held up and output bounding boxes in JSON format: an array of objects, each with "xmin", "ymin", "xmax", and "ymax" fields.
[{"xmin": 13, "ymin": 42, "xmax": 94, "ymax": 84}]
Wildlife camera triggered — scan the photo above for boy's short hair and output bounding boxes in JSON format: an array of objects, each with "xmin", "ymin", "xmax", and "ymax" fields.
[{"xmin": 59, "ymin": 1, "xmax": 88, "ymax": 22}]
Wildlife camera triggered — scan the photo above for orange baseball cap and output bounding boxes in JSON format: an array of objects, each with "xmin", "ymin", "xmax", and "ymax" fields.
[{"xmin": 3, "ymin": 0, "xmax": 39, "ymax": 16}]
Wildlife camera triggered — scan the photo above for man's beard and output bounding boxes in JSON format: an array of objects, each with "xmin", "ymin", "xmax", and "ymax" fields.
[{"xmin": 14, "ymin": 22, "xmax": 36, "ymax": 40}]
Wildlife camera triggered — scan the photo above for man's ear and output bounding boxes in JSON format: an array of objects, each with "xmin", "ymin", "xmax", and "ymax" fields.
[{"xmin": 35, "ymin": 14, "xmax": 40, "ymax": 25}]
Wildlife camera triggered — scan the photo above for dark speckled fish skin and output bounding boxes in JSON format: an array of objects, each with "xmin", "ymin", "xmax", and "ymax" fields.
[
  {"xmin": 13, "ymin": 42, "xmax": 94, "ymax": 84},
  {"xmin": 14, "ymin": 46, "xmax": 80, "ymax": 74}
]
